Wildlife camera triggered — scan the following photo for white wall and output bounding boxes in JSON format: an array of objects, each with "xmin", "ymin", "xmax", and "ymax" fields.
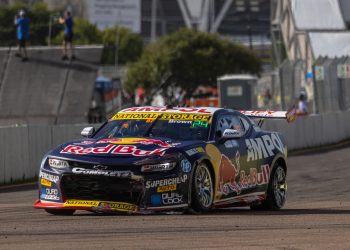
[
  {"xmin": 0, "ymin": 124, "xmax": 88, "ymax": 184},
  {"xmin": 263, "ymin": 111, "xmax": 350, "ymax": 150},
  {"xmin": 1, "ymin": 111, "xmax": 350, "ymax": 184}
]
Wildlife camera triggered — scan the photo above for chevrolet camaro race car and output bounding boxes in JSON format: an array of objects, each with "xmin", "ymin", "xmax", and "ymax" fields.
[{"xmin": 34, "ymin": 106, "xmax": 295, "ymax": 215}]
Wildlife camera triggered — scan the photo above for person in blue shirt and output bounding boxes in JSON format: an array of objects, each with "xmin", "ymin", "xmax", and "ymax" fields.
[
  {"xmin": 59, "ymin": 11, "xmax": 75, "ymax": 60},
  {"xmin": 14, "ymin": 10, "xmax": 30, "ymax": 61}
]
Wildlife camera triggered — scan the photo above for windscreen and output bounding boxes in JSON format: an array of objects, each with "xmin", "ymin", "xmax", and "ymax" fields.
[{"xmin": 93, "ymin": 112, "xmax": 212, "ymax": 141}]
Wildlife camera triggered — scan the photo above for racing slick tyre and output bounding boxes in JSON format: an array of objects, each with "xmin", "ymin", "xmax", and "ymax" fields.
[
  {"xmin": 45, "ymin": 209, "xmax": 75, "ymax": 215},
  {"xmin": 251, "ymin": 163, "xmax": 287, "ymax": 211},
  {"xmin": 191, "ymin": 161, "xmax": 214, "ymax": 213}
]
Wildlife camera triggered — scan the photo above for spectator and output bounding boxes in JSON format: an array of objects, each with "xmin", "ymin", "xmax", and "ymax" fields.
[
  {"xmin": 14, "ymin": 10, "xmax": 30, "ymax": 61},
  {"xmin": 263, "ymin": 88, "xmax": 272, "ymax": 108},
  {"xmin": 59, "ymin": 11, "xmax": 75, "ymax": 60},
  {"xmin": 297, "ymin": 92, "xmax": 308, "ymax": 115}
]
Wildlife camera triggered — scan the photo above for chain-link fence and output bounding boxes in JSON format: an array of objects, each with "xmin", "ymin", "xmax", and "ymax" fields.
[
  {"xmin": 277, "ymin": 57, "xmax": 350, "ymax": 113},
  {"xmin": 278, "ymin": 60, "xmax": 305, "ymax": 110},
  {"xmin": 313, "ymin": 56, "xmax": 350, "ymax": 113}
]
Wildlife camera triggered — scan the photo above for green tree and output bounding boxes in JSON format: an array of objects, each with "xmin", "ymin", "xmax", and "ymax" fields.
[
  {"xmin": 100, "ymin": 26, "xmax": 143, "ymax": 65},
  {"xmin": 29, "ymin": 2, "xmax": 52, "ymax": 45},
  {"xmin": 0, "ymin": 3, "xmax": 25, "ymax": 46},
  {"xmin": 0, "ymin": 2, "xmax": 62, "ymax": 46},
  {"xmin": 125, "ymin": 42, "xmax": 170, "ymax": 92},
  {"xmin": 52, "ymin": 18, "xmax": 102, "ymax": 45},
  {"xmin": 126, "ymin": 28, "xmax": 261, "ymax": 95}
]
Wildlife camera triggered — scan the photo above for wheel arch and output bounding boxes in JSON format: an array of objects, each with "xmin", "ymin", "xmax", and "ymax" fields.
[
  {"xmin": 188, "ymin": 157, "xmax": 216, "ymax": 211},
  {"xmin": 275, "ymin": 156, "xmax": 287, "ymax": 175},
  {"xmin": 195, "ymin": 157, "xmax": 216, "ymax": 189}
]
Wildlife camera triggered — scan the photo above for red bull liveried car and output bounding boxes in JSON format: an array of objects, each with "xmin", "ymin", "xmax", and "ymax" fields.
[{"xmin": 34, "ymin": 106, "xmax": 295, "ymax": 215}]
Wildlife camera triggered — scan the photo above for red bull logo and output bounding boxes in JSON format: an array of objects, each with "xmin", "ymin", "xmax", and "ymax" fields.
[
  {"xmin": 61, "ymin": 144, "xmax": 167, "ymax": 157},
  {"xmin": 134, "ymin": 139, "xmax": 173, "ymax": 148},
  {"xmin": 96, "ymin": 138, "xmax": 174, "ymax": 148}
]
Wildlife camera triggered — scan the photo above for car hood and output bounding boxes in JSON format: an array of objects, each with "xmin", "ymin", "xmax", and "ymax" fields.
[{"xmin": 49, "ymin": 137, "xmax": 205, "ymax": 164}]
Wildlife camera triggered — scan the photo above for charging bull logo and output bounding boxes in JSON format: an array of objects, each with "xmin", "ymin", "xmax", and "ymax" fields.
[
  {"xmin": 218, "ymin": 151, "xmax": 241, "ymax": 195},
  {"xmin": 217, "ymin": 151, "xmax": 271, "ymax": 196},
  {"xmin": 96, "ymin": 138, "xmax": 173, "ymax": 148},
  {"xmin": 134, "ymin": 139, "xmax": 173, "ymax": 148}
]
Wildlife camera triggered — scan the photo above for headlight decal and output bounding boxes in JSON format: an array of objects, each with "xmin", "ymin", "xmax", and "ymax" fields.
[
  {"xmin": 141, "ymin": 162, "xmax": 177, "ymax": 172},
  {"xmin": 48, "ymin": 158, "xmax": 69, "ymax": 169}
]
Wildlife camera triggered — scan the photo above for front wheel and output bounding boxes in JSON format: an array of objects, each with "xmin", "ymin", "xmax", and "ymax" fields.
[
  {"xmin": 251, "ymin": 164, "xmax": 287, "ymax": 210},
  {"xmin": 45, "ymin": 209, "xmax": 75, "ymax": 215},
  {"xmin": 191, "ymin": 161, "xmax": 214, "ymax": 213}
]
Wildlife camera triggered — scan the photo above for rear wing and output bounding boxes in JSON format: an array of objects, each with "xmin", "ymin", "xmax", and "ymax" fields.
[{"xmin": 240, "ymin": 107, "xmax": 296, "ymax": 126}]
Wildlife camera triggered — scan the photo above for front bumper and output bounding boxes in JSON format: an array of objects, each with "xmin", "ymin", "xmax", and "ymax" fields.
[{"xmin": 35, "ymin": 165, "xmax": 191, "ymax": 213}]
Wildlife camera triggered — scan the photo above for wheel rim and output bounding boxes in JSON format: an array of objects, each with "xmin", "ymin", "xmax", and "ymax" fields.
[
  {"xmin": 273, "ymin": 166, "xmax": 287, "ymax": 208},
  {"xmin": 195, "ymin": 163, "xmax": 213, "ymax": 208}
]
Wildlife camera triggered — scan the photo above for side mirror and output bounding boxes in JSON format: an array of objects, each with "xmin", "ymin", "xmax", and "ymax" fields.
[
  {"xmin": 218, "ymin": 129, "xmax": 241, "ymax": 143},
  {"xmin": 81, "ymin": 127, "xmax": 95, "ymax": 137}
]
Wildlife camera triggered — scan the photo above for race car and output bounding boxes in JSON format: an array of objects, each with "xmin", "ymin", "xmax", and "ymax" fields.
[{"xmin": 34, "ymin": 106, "xmax": 295, "ymax": 215}]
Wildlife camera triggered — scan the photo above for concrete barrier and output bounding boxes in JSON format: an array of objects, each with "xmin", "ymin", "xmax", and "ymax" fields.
[
  {"xmin": 0, "ymin": 46, "xmax": 102, "ymax": 125},
  {"xmin": 0, "ymin": 124, "xmax": 87, "ymax": 184},
  {"xmin": 263, "ymin": 110, "xmax": 350, "ymax": 150},
  {"xmin": 1, "ymin": 111, "xmax": 350, "ymax": 184}
]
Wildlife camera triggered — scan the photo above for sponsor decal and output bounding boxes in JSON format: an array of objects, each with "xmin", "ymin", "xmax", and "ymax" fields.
[
  {"xmin": 223, "ymin": 129, "xmax": 240, "ymax": 136},
  {"xmin": 146, "ymin": 175, "xmax": 188, "ymax": 189},
  {"xmin": 73, "ymin": 140, "xmax": 95, "ymax": 145},
  {"xmin": 64, "ymin": 200, "xmax": 100, "ymax": 206},
  {"xmin": 245, "ymin": 133, "xmax": 284, "ymax": 162},
  {"xmin": 113, "ymin": 113, "xmax": 159, "ymax": 120},
  {"xmin": 224, "ymin": 140, "xmax": 239, "ymax": 148},
  {"xmin": 48, "ymin": 158, "xmax": 69, "ymax": 169},
  {"xmin": 169, "ymin": 120, "xmax": 192, "ymax": 124},
  {"xmin": 160, "ymin": 113, "xmax": 211, "ymax": 122},
  {"xmin": 112, "ymin": 112, "xmax": 211, "ymax": 122},
  {"xmin": 64, "ymin": 200, "xmax": 136, "ymax": 212},
  {"xmin": 162, "ymin": 192, "xmax": 184, "ymax": 205},
  {"xmin": 97, "ymin": 138, "xmax": 125, "ymax": 144},
  {"xmin": 61, "ymin": 144, "xmax": 167, "ymax": 157},
  {"xmin": 191, "ymin": 120, "xmax": 209, "ymax": 128},
  {"xmin": 96, "ymin": 138, "xmax": 174, "ymax": 148},
  {"xmin": 97, "ymin": 202, "xmax": 136, "ymax": 212},
  {"xmin": 120, "ymin": 107, "xmax": 212, "ymax": 114},
  {"xmin": 185, "ymin": 147, "xmax": 205, "ymax": 156},
  {"xmin": 239, "ymin": 165, "xmax": 270, "ymax": 189},
  {"xmin": 39, "ymin": 171, "xmax": 59, "ymax": 183},
  {"xmin": 218, "ymin": 152, "xmax": 241, "ymax": 195},
  {"xmin": 157, "ymin": 184, "xmax": 177, "ymax": 193},
  {"xmin": 61, "ymin": 144, "xmax": 114, "ymax": 154},
  {"xmin": 72, "ymin": 167, "xmax": 133, "ymax": 178},
  {"xmin": 40, "ymin": 188, "xmax": 59, "ymax": 201},
  {"xmin": 92, "ymin": 165, "xmax": 108, "ymax": 170},
  {"xmin": 217, "ymin": 152, "xmax": 271, "ymax": 196},
  {"xmin": 180, "ymin": 160, "xmax": 192, "ymax": 173},
  {"xmin": 151, "ymin": 194, "xmax": 162, "ymax": 206},
  {"xmin": 40, "ymin": 178, "xmax": 52, "ymax": 187},
  {"xmin": 135, "ymin": 139, "xmax": 173, "ymax": 148},
  {"xmin": 241, "ymin": 110, "xmax": 278, "ymax": 116}
]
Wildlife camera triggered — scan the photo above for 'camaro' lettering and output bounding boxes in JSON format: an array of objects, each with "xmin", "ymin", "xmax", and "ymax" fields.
[{"xmin": 72, "ymin": 167, "xmax": 133, "ymax": 178}]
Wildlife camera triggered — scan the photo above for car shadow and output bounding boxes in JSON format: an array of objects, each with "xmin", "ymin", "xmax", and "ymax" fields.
[
  {"xmin": 208, "ymin": 207, "xmax": 350, "ymax": 216},
  {"xmin": 69, "ymin": 207, "xmax": 350, "ymax": 217},
  {"xmin": 0, "ymin": 183, "xmax": 37, "ymax": 193}
]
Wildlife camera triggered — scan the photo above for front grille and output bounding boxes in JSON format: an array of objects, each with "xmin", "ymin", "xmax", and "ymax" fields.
[{"xmin": 61, "ymin": 174, "xmax": 143, "ymax": 203}]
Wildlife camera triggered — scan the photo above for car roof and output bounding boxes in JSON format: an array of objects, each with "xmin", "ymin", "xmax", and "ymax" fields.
[{"xmin": 118, "ymin": 106, "xmax": 224, "ymax": 115}]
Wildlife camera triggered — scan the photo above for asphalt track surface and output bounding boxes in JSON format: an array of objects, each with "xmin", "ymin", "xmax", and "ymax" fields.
[{"xmin": 1, "ymin": 146, "xmax": 350, "ymax": 250}]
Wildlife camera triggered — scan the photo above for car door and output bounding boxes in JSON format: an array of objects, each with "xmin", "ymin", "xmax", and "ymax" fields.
[{"xmin": 212, "ymin": 113, "xmax": 256, "ymax": 201}]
